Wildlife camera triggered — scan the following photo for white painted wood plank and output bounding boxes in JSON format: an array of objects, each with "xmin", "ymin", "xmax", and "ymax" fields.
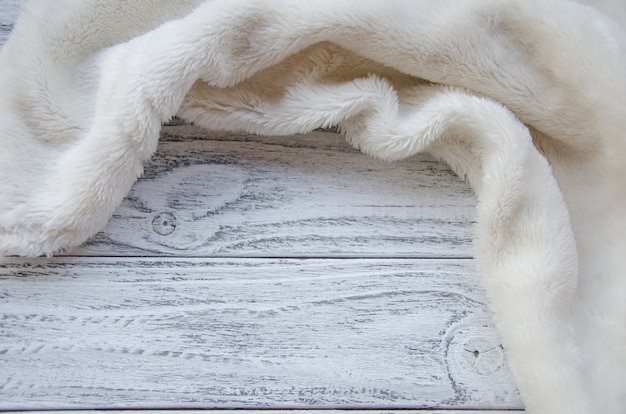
[
  {"xmin": 76, "ymin": 127, "xmax": 476, "ymax": 258},
  {"xmin": 0, "ymin": 258, "xmax": 521, "ymax": 410},
  {"xmin": 1, "ymin": 411, "xmax": 523, "ymax": 414},
  {"xmin": 0, "ymin": 0, "xmax": 23, "ymax": 47}
]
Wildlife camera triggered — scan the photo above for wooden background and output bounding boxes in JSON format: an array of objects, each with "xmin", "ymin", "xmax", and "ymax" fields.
[{"xmin": 0, "ymin": 2, "xmax": 524, "ymax": 413}]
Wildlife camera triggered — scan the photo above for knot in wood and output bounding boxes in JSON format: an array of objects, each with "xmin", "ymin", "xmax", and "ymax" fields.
[
  {"xmin": 152, "ymin": 212, "xmax": 177, "ymax": 236},
  {"xmin": 443, "ymin": 318, "xmax": 519, "ymax": 404},
  {"xmin": 447, "ymin": 324, "xmax": 504, "ymax": 376},
  {"xmin": 460, "ymin": 338, "xmax": 505, "ymax": 376}
]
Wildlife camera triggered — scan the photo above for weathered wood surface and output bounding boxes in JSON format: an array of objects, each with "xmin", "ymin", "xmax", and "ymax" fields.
[
  {"xmin": 0, "ymin": 0, "xmax": 21, "ymax": 47},
  {"xmin": 1, "ymin": 411, "xmax": 523, "ymax": 414},
  {"xmin": 78, "ymin": 127, "xmax": 476, "ymax": 258},
  {"xmin": 0, "ymin": 2, "xmax": 523, "ymax": 413},
  {"xmin": 0, "ymin": 258, "xmax": 520, "ymax": 410}
]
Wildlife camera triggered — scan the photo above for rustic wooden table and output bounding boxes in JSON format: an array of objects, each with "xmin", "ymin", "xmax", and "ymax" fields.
[{"xmin": 0, "ymin": 2, "xmax": 523, "ymax": 413}]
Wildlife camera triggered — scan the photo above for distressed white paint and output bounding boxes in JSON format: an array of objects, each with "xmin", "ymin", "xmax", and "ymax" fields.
[
  {"xmin": 0, "ymin": 0, "xmax": 22, "ymax": 47},
  {"xmin": 0, "ymin": 258, "xmax": 520, "ymax": 410},
  {"xmin": 1, "ymin": 411, "xmax": 521, "ymax": 414},
  {"xmin": 78, "ymin": 127, "xmax": 476, "ymax": 257},
  {"xmin": 0, "ymin": 2, "xmax": 523, "ymax": 413}
]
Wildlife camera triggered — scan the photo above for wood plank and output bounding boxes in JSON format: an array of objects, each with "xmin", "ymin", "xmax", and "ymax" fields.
[
  {"xmin": 0, "ymin": 258, "xmax": 521, "ymax": 410},
  {"xmin": 1, "ymin": 411, "xmax": 524, "ymax": 414},
  {"xmin": 0, "ymin": 0, "xmax": 22, "ymax": 47},
  {"xmin": 76, "ymin": 127, "xmax": 476, "ymax": 258}
]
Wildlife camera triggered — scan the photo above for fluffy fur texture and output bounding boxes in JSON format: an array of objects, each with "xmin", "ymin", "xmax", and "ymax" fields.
[{"xmin": 0, "ymin": 1, "xmax": 624, "ymax": 412}]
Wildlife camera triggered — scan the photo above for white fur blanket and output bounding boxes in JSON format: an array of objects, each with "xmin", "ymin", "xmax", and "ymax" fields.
[{"xmin": 1, "ymin": 1, "xmax": 625, "ymax": 412}]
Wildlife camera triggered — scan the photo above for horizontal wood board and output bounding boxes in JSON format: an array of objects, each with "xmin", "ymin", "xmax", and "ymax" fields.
[
  {"xmin": 0, "ymin": 411, "xmax": 524, "ymax": 414},
  {"xmin": 0, "ymin": 0, "xmax": 21, "ymax": 47},
  {"xmin": 76, "ymin": 127, "xmax": 476, "ymax": 258},
  {"xmin": 0, "ymin": 258, "xmax": 520, "ymax": 411}
]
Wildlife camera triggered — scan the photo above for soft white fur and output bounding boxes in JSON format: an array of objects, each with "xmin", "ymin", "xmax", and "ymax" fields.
[{"xmin": 0, "ymin": 1, "xmax": 624, "ymax": 413}]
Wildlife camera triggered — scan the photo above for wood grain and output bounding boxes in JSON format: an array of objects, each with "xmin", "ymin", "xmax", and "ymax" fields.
[
  {"xmin": 0, "ymin": 258, "xmax": 521, "ymax": 411},
  {"xmin": 76, "ymin": 127, "xmax": 476, "ymax": 258},
  {"xmin": 1, "ymin": 411, "xmax": 523, "ymax": 414},
  {"xmin": 0, "ymin": 0, "xmax": 22, "ymax": 47}
]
